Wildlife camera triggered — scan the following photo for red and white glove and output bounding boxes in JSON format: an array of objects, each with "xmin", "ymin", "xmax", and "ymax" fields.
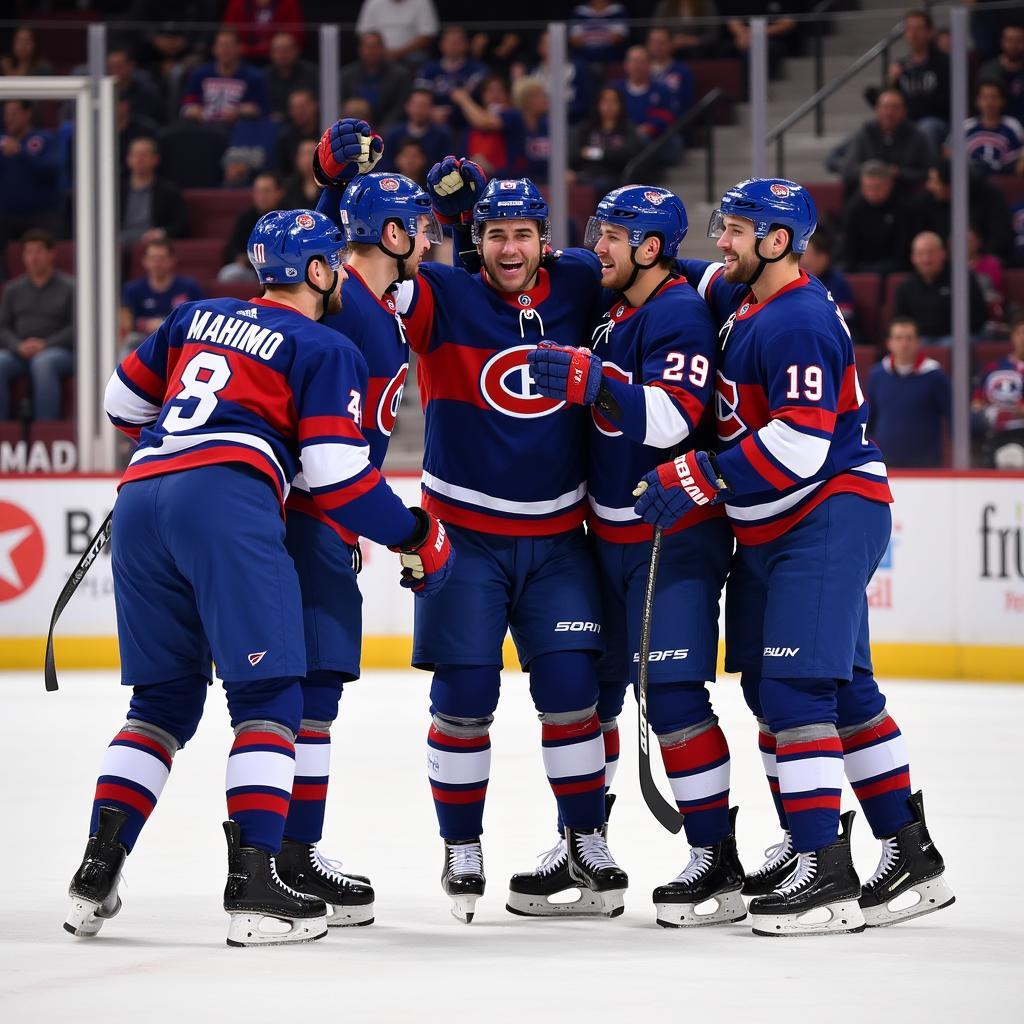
[
  {"xmin": 313, "ymin": 118, "xmax": 383, "ymax": 188},
  {"xmin": 633, "ymin": 451, "xmax": 725, "ymax": 528},
  {"xmin": 389, "ymin": 507, "xmax": 455, "ymax": 596}
]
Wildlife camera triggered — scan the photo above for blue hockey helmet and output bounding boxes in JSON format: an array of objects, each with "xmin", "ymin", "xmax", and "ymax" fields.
[
  {"xmin": 584, "ymin": 184, "xmax": 689, "ymax": 259},
  {"xmin": 339, "ymin": 172, "xmax": 443, "ymax": 246},
  {"xmin": 708, "ymin": 178, "xmax": 817, "ymax": 254},
  {"xmin": 471, "ymin": 178, "xmax": 550, "ymax": 245},
  {"xmin": 247, "ymin": 209, "xmax": 345, "ymax": 286}
]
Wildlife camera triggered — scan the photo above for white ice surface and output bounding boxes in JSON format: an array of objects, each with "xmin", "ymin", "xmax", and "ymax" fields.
[{"xmin": 1, "ymin": 670, "xmax": 1022, "ymax": 1022}]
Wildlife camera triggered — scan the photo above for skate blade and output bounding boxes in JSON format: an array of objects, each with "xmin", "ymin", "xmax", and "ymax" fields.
[
  {"xmin": 506, "ymin": 886, "xmax": 611, "ymax": 919},
  {"xmin": 862, "ymin": 875, "xmax": 956, "ymax": 928},
  {"xmin": 655, "ymin": 889, "xmax": 747, "ymax": 928},
  {"xmin": 449, "ymin": 894, "xmax": 480, "ymax": 924},
  {"xmin": 751, "ymin": 898, "xmax": 865, "ymax": 937},
  {"xmin": 226, "ymin": 912, "xmax": 328, "ymax": 947},
  {"xmin": 64, "ymin": 893, "xmax": 121, "ymax": 938},
  {"xmin": 327, "ymin": 903, "xmax": 375, "ymax": 927}
]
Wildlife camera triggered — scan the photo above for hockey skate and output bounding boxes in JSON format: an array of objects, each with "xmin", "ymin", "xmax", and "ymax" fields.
[
  {"xmin": 741, "ymin": 830, "xmax": 797, "ymax": 897},
  {"xmin": 564, "ymin": 825, "xmax": 628, "ymax": 916},
  {"xmin": 859, "ymin": 790, "xmax": 955, "ymax": 927},
  {"xmin": 275, "ymin": 839, "xmax": 375, "ymax": 927},
  {"xmin": 222, "ymin": 821, "xmax": 328, "ymax": 947},
  {"xmin": 442, "ymin": 839, "xmax": 485, "ymax": 924},
  {"xmin": 653, "ymin": 807, "xmax": 747, "ymax": 927},
  {"xmin": 749, "ymin": 811, "xmax": 866, "ymax": 937},
  {"xmin": 506, "ymin": 794, "xmax": 618, "ymax": 918},
  {"xmin": 64, "ymin": 806, "xmax": 128, "ymax": 938}
]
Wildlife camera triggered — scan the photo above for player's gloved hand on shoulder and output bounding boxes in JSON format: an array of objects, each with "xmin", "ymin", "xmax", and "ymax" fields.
[
  {"xmin": 389, "ymin": 507, "xmax": 455, "ymax": 596},
  {"xmin": 633, "ymin": 451, "xmax": 725, "ymax": 528},
  {"xmin": 527, "ymin": 342, "xmax": 604, "ymax": 405},
  {"xmin": 426, "ymin": 155, "xmax": 486, "ymax": 224},
  {"xmin": 313, "ymin": 118, "xmax": 383, "ymax": 188}
]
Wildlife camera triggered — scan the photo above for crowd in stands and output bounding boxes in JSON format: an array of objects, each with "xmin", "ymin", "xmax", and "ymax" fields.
[{"xmin": 0, "ymin": 1, "xmax": 1022, "ymax": 470}]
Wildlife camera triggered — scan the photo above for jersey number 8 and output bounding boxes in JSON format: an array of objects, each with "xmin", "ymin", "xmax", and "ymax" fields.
[{"xmin": 163, "ymin": 351, "xmax": 232, "ymax": 433}]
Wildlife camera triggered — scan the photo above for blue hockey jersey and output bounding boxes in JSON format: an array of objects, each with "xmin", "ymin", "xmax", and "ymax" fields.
[
  {"xmin": 103, "ymin": 295, "xmax": 415, "ymax": 547},
  {"xmin": 396, "ymin": 250, "xmax": 604, "ymax": 535},
  {"xmin": 586, "ymin": 275, "xmax": 721, "ymax": 542},
  {"xmin": 680, "ymin": 259, "xmax": 892, "ymax": 545}
]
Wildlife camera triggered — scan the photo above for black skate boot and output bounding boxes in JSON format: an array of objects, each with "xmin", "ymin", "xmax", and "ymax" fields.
[
  {"xmin": 275, "ymin": 839, "xmax": 375, "ymax": 927},
  {"xmin": 442, "ymin": 839, "xmax": 485, "ymax": 924},
  {"xmin": 741, "ymin": 830, "xmax": 797, "ymax": 897},
  {"xmin": 859, "ymin": 791, "xmax": 955, "ymax": 927},
  {"xmin": 65, "ymin": 806, "xmax": 129, "ymax": 937},
  {"xmin": 653, "ymin": 807, "xmax": 747, "ymax": 927},
  {"xmin": 565, "ymin": 823, "xmax": 628, "ymax": 916},
  {"xmin": 506, "ymin": 794, "xmax": 619, "ymax": 918},
  {"xmin": 749, "ymin": 811, "xmax": 866, "ymax": 937},
  {"xmin": 222, "ymin": 821, "xmax": 328, "ymax": 947}
]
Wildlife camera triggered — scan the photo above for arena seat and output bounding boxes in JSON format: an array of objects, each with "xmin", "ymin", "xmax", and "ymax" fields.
[
  {"xmin": 184, "ymin": 189, "xmax": 252, "ymax": 241},
  {"xmin": 1003, "ymin": 268, "xmax": 1024, "ymax": 311},
  {"xmin": 845, "ymin": 272, "xmax": 883, "ymax": 347},
  {"xmin": 991, "ymin": 175, "xmax": 1024, "ymax": 209},
  {"xmin": 805, "ymin": 181, "xmax": 844, "ymax": 225},
  {"xmin": 880, "ymin": 273, "xmax": 908, "ymax": 337},
  {"xmin": 854, "ymin": 344, "xmax": 878, "ymax": 384},
  {"xmin": 920, "ymin": 346, "xmax": 951, "ymax": 374},
  {"xmin": 5, "ymin": 241, "xmax": 76, "ymax": 279},
  {"xmin": 132, "ymin": 239, "xmax": 224, "ymax": 281},
  {"xmin": 689, "ymin": 60, "xmax": 743, "ymax": 122},
  {"xmin": 973, "ymin": 341, "xmax": 1011, "ymax": 373}
]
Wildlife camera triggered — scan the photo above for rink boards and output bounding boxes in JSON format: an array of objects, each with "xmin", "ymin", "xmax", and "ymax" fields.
[{"xmin": 1, "ymin": 471, "xmax": 1022, "ymax": 680}]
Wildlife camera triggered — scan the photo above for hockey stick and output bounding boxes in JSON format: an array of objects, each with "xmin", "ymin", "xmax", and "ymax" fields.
[
  {"xmin": 637, "ymin": 526, "xmax": 684, "ymax": 834},
  {"xmin": 44, "ymin": 511, "xmax": 113, "ymax": 693}
]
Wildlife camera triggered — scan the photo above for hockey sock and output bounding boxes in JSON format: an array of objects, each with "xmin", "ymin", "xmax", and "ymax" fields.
[
  {"xmin": 757, "ymin": 721, "xmax": 789, "ymax": 830},
  {"xmin": 428, "ymin": 715, "xmax": 491, "ymax": 840},
  {"xmin": 91, "ymin": 721, "xmax": 178, "ymax": 853},
  {"xmin": 284, "ymin": 719, "xmax": 332, "ymax": 845},
  {"xmin": 601, "ymin": 719, "xmax": 620, "ymax": 792},
  {"xmin": 226, "ymin": 721, "xmax": 296, "ymax": 853},
  {"xmin": 541, "ymin": 710, "xmax": 605, "ymax": 830},
  {"xmin": 840, "ymin": 711, "xmax": 914, "ymax": 838},
  {"xmin": 658, "ymin": 718, "xmax": 731, "ymax": 847},
  {"xmin": 774, "ymin": 725, "xmax": 844, "ymax": 853}
]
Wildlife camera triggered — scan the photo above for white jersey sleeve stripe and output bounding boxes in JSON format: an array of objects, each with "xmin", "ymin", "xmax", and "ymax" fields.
[
  {"xmin": 104, "ymin": 370, "xmax": 161, "ymax": 425},
  {"xmin": 300, "ymin": 441, "xmax": 372, "ymax": 490},
  {"xmin": 759, "ymin": 419, "xmax": 830, "ymax": 479},
  {"xmin": 697, "ymin": 262, "xmax": 724, "ymax": 300},
  {"xmin": 422, "ymin": 471, "xmax": 586, "ymax": 516},
  {"xmin": 642, "ymin": 385, "xmax": 691, "ymax": 448}
]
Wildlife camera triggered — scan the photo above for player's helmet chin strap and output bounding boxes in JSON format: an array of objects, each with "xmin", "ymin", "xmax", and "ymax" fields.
[
  {"xmin": 745, "ymin": 224, "xmax": 793, "ymax": 288},
  {"xmin": 623, "ymin": 232, "xmax": 663, "ymax": 293},
  {"xmin": 378, "ymin": 219, "xmax": 416, "ymax": 283},
  {"xmin": 304, "ymin": 256, "xmax": 339, "ymax": 321}
]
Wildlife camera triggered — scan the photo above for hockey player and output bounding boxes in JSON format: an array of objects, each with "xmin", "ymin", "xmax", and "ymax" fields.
[
  {"xmin": 636, "ymin": 178, "xmax": 954, "ymax": 935},
  {"xmin": 510, "ymin": 185, "xmax": 743, "ymax": 927},
  {"xmin": 67, "ymin": 209, "xmax": 453, "ymax": 947},
  {"xmin": 313, "ymin": 136, "xmax": 629, "ymax": 923},
  {"xmin": 278, "ymin": 124, "xmax": 444, "ymax": 926}
]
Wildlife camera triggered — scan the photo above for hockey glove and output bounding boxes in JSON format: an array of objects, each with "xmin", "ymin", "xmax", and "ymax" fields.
[
  {"xmin": 527, "ymin": 342, "xmax": 604, "ymax": 405},
  {"xmin": 313, "ymin": 118, "xmax": 383, "ymax": 189},
  {"xmin": 633, "ymin": 451, "xmax": 725, "ymax": 528},
  {"xmin": 426, "ymin": 155, "xmax": 487, "ymax": 224},
  {"xmin": 389, "ymin": 507, "xmax": 455, "ymax": 596}
]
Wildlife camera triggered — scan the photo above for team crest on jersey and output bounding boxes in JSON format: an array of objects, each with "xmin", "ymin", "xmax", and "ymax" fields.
[
  {"xmin": 770, "ymin": 183, "xmax": 791, "ymax": 198},
  {"xmin": 592, "ymin": 362, "xmax": 631, "ymax": 436},
  {"xmin": 376, "ymin": 363, "xmax": 409, "ymax": 437},
  {"xmin": 380, "ymin": 177, "xmax": 400, "ymax": 192},
  {"xmin": 295, "ymin": 213, "xmax": 316, "ymax": 229},
  {"xmin": 480, "ymin": 345, "xmax": 564, "ymax": 418},
  {"xmin": 715, "ymin": 371, "xmax": 748, "ymax": 442},
  {"xmin": 643, "ymin": 190, "xmax": 665, "ymax": 205}
]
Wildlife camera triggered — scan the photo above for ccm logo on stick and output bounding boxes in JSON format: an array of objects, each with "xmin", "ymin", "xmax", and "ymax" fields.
[{"xmin": 555, "ymin": 621, "xmax": 601, "ymax": 633}]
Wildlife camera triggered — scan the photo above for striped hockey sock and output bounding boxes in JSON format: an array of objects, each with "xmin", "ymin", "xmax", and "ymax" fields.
[
  {"xmin": 757, "ymin": 722, "xmax": 789, "ymax": 830},
  {"xmin": 601, "ymin": 720, "xmax": 620, "ymax": 792},
  {"xmin": 840, "ymin": 712, "xmax": 914, "ymax": 838},
  {"xmin": 659, "ymin": 721, "xmax": 731, "ymax": 847},
  {"xmin": 542, "ymin": 712, "xmax": 605, "ymax": 830},
  {"xmin": 91, "ymin": 722, "xmax": 177, "ymax": 853},
  {"xmin": 427, "ymin": 720, "xmax": 490, "ymax": 840},
  {"xmin": 284, "ymin": 721, "xmax": 332, "ymax": 845},
  {"xmin": 775, "ymin": 726, "xmax": 845, "ymax": 853},
  {"xmin": 225, "ymin": 725, "xmax": 295, "ymax": 853}
]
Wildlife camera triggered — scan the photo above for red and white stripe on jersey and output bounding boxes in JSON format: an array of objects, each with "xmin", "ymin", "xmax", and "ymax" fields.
[
  {"xmin": 586, "ymin": 495, "xmax": 721, "ymax": 543},
  {"xmin": 642, "ymin": 381, "xmax": 699, "ymax": 447},
  {"xmin": 104, "ymin": 353, "xmax": 166, "ymax": 440},
  {"xmin": 841, "ymin": 714, "xmax": 911, "ymax": 802}
]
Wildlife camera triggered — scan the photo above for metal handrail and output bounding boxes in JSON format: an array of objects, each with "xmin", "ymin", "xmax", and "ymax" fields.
[
  {"xmin": 767, "ymin": 17, "xmax": 904, "ymax": 177},
  {"xmin": 810, "ymin": 0, "xmax": 840, "ymax": 136},
  {"xmin": 622, "ymin": 87, "xmax": 731, "ymax": 203}
]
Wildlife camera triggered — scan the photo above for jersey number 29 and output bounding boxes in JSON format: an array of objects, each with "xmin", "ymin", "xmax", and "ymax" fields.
[{"xmin": 163, "ymin": 351, "xmax": 232, "ymax": 432}]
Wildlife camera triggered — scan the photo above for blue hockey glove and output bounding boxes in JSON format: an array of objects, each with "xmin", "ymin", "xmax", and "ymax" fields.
[
  {"xmin": 527, "ymin": 342, "xmax": 604, "ymax": 405},
  {"xmin": 633, "ymin": 451, "xmax": 724, "ymax": 528},
  {"xmin": 313, "ymin": 118, "xmax": 383, "ymax": 188},
  {"xmin": 426, "ymin": 155, "xmax": 486, "ymax": 224}
]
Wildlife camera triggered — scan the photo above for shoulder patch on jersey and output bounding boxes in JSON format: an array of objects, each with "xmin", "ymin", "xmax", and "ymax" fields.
[{"xmin": 235, "ymin": 307, "xmax": 259, "ymax": 319}]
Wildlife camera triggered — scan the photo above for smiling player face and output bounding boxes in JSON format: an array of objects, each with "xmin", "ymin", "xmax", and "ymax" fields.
[
  {"xmin": 591, "ymin": 222, "xmax": 637, "ymax": 292},
  {"xmin": 715, "ymin": 214, "xmax": 764, "ymax": 284},
  {"xmin": 479, "ymin": 220, "xmax": 543, "ymax": 293}
]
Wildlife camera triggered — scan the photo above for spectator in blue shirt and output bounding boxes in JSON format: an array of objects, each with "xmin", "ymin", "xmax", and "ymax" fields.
[
  {"xmin": 0, "ymin": 100, "xmax": 63, "ymax": 252},
  {"xmin": 569, "ymin": 2, "xmax": 630, "ymax": 69},
  {"xmin": 121, "ymin": 239, "xmax": 204, "ymax": 349},
  {"xmin": 615, "ymin": 47, "xmax": 679, "ymax": 143},
  {"xmin": 645, "ymin": 27, "xmax": 695, "ymax": 119},
  {"xmin": 867, "ymin": 316, "xmax": 951, "ymax": 467},
  {"xmin": 180, "ymin": 29, "xmax": 269, "ymax": 124},
  {"xmin": 380, "ymin": 88, "xmax": 453, "ymax": 172},
  {"xmin": 415, "ymin": 25, "xmax": 488, "ymax": 129}
]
